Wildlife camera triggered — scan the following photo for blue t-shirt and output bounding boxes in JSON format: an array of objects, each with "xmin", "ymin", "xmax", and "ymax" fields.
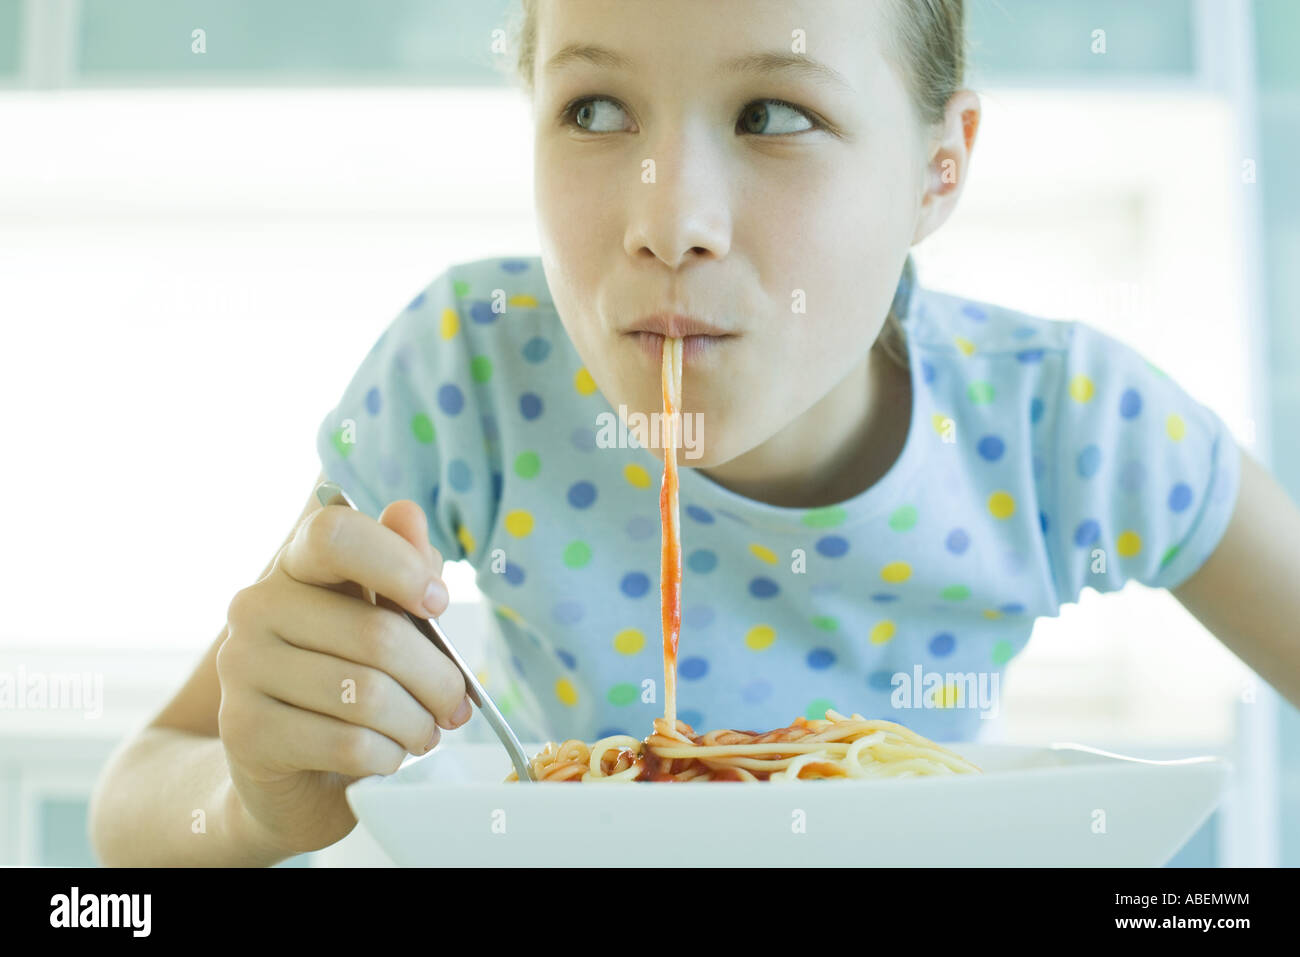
[{"xmin": 316, "ymin": 255, "xmax": 1241, "ymax": 745}]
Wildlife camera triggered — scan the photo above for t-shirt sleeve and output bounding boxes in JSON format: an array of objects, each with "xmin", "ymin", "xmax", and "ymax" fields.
[
  {"xmin": 315, "ymin": 266, "xmax": 499, "ymax": 567},
  {"xmin": 1037, "ymin": 321, "xmax": 1241, "ymax": 605}
]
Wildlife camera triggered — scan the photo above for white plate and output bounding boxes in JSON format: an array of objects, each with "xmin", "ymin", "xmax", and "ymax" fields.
[{"xmin": 346, "ymin": 740, "xmax": 1229, "ymax": 866}]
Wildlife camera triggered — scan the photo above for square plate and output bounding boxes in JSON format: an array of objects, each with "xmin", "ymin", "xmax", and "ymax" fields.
[{"xmin": 346, "ymin": 740, "xmax": 1228, "ymax": 866}]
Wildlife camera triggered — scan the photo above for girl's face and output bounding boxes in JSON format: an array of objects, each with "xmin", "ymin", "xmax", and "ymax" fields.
[{"xmin": 532, "ymin": 0, "xmax": 936, "ymax": 469}]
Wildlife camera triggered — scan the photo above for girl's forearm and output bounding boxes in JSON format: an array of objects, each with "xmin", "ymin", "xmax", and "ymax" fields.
[{"xmin": 89, "ymin": 726, "xmax": 296, "ymax": 868}]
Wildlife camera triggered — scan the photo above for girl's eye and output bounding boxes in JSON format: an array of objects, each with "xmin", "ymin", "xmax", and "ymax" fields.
[{"xmin": 562, "ymin": 97, "xmax": 818, "ymax": 136}]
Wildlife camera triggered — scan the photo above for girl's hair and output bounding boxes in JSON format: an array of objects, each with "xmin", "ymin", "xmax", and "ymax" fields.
[{"xmin": 503, "ymin": 0, "xmax": 967, "ymax": 370}]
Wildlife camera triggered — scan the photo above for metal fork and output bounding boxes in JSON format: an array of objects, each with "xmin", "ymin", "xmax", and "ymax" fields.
[{"xmin": 314, "ymin": 480, "xmax": 536, "ymax": 782}]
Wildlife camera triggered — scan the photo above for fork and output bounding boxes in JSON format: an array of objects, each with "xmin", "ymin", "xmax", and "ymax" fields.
[{"xmin": 314, "ymin": 480, "xmax": 536, "ymax": 782}]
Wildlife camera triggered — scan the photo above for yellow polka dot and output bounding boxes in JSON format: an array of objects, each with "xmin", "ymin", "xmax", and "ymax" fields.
[
  {"xmin": 555, "ymin": 679, "xmax": 578, "ymax": 706},
  {"xmin": 574, "ymin": 367, "xmax": 598, "ymax": 396},
  {"xmin": 870, "ymin": 620, "xmax": 896, "ymax": 644},
  {"xmin": 982, "ymin": 608, "xmax": 1001, "ymax": 620},
  {"xmin": 955, "ymin": 336, "xmax": 976, "ymax": 357},
  {"xmin": 456, "ymin": 523, "xmax": 476, "ymax": 556},
  {"xmin": 932, "ymin": 413, "xmax": 955, "ymax": 437},
  {"xmin": 495, "ymin": 604, "xmax": 522, "ymax": 624},
  {"xmin": 504, "ymin": 510, "xmax": 534, "ymax": 537},
  {"xmin": 1116, "ymin": 530, "xmax": 1142, "ymax": 557},
  {"xmin": 476, "ymin": 670, "xmax": 488, "ymax": 686},
  {"xmin": 749, "ymin": 543, "xmax": 778, "ymax": 565},
  {"xmin": 935, "ymin": 681, "xmax": 961, "ymax": 708},
  {"xmin": 507, "ymin": 294, "xmax": 538, "ymax": 308},
  {"xmin": 988, "ymin": 491, "xmax": 1016, "ymax": 519},
  {"xmin": 880, "ymin": 561, "xmax": 912, "ymax": 583},
  {"xmin": 440, "ymin": 307, "xmax": 459, "ymax": 340},
  {"xmin": 624, "ymin": 463, "xmax": 652, "ymax": 489},
  {"xmin": 613, "ymin": 628, "xmax": 645, "ymax": 655},
  {"xmin": 1167, "ymin": 414, "xmax": 1186, "ymax": 441},
  {"xmin": 1068, "ymin": 374, "xmax": 1095, "ymax": 403},
  {"xmin": 745, "ymin": 625, "xmax": 776, "ymax": 650}
]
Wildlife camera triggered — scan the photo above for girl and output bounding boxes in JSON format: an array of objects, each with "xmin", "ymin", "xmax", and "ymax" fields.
[{"xmin": 91, "ymin": 0, "xmax": 1300, "ymax": 864}]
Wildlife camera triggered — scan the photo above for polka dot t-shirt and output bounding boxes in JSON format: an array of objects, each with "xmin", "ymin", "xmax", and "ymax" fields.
[{"xmin": 316, "ymin": 255, "xmax": 1241, "ymax": 746}]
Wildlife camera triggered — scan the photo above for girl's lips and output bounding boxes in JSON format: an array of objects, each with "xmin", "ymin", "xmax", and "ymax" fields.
[{"xmin": 627, "ymin": 331, "xmax": 736, "ymax": 364}]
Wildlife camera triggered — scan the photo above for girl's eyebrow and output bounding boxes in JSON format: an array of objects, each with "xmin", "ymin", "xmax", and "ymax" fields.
[{"xmin": 543, "ymin": 43, "xmax": 855, "ymax": 94}]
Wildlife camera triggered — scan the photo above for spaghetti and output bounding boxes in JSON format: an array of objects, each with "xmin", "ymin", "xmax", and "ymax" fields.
[{"xmin": 506, "ymin": 336, "xmax": 982, "ymax": 783}]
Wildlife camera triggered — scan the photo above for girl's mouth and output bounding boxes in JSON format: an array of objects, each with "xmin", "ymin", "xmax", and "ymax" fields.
[{"xmin": 626, "ymin": 331, "xmax": 736, "ymax": 364}]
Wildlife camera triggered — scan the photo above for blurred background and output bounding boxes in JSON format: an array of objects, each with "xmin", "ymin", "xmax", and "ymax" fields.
[{"xmin": 0, "ymin": 0, "xmax": 1296, "ymax": 866}]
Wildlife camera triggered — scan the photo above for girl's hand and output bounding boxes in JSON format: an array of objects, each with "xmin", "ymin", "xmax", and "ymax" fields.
[{"xmin": 217, "ymin": 499, "xmax": 468, "ymax": 854}]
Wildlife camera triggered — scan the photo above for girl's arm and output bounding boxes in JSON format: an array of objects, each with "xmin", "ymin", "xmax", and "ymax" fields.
[{"xmin": 1171, "ymin": 444, "xmax": 1300, "ymax": 711}]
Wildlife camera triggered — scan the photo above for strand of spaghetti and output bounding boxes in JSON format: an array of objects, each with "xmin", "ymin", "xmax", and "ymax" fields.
[{"xmin": 659, "ymin": 336, "xmax": 683, "ymax": 732}]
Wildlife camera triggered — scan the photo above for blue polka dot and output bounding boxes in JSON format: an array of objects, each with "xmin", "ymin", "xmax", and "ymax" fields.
[
  {"xmin": 570, "ymin": 427, "xmax": 595, "ymax": 452},
  {"xmin": 740, "ymin": 679, "xmax": 772, "ymax": 704},
  {"xmin": 556, "ymin": 649, "xmax": 577, "ymax": 670},
  {"xmin": 620, "ymin": 571, "xmax": 650, "ymax": 598},
  {"xmin": 999, "ymin": 602, "xmax": 1025, "ymax": 615},
  {"xmin": 499, "ymin": 259, "xmax": 529, "ymax": 273},
  {"xmin": 806, "ymin": 648, "xmax": 836, "ymax": 669},
  {"xmin": 922, "ymin": 360, "xmax": 936, "ymax": 384},
  {"xmin": 679, "ymin": 657, "xmax": 709, "ymax": 679},
  {"xmin": 429, "ymin": 485, "xmax": 439, "ymax": 510},
  {"xmin": 503, "ymin": 562, "xmax": 525, "ymax": 585},
  {"xmin": 448, "ymin": 459, "xmax": 472, "ymax": 492},
  {"xmin": 365, "ymin": 387, "xmax": 382, "ymax": 415},
  {"xmin": 749, "ymin": 577, "xmax": 780, "ymax": 598},
  {"xmin": 625, "ymin": 516, "xmax": 656, "ymax": 540},
  {"xmin": 1119, "ymin": 460, "xmax": 1146, "ymax": 492},
  {"xmin": 1016, "ymin": 349, "xmax": 1045, "ymax": 363},
  {"xmin": 685, "ymin": 505, "xmax": 715, "ymax": 524},
  {"xmin": 491, "ymin": 472, "xmax": 502, "ymax": 501},
  {"xmin": 1073, "ymin": 519, "xmax": 1101, "ymax": 548},
  {"xmin": 1169, "ymin": 482, "xmax": 1194, "ymax": 512},
  {"xmin": 393, "ymin": 344, "xmax": 414, "ymax": 375},
  {"xmin": 977, "ymin": 435, "xmax": 1005, "ymax": 461},
  {"xmin": 437, "ymin": 383, "xmax": 464, "ymax": 415},
  {"xmin": 470, "ymin": 301, "xmax": 497, "ymax": 324},
  {"xmin": 868, "ymin": 670, "xmax": 894, "ymax": 692},
  {"xmin": 1012, "ymin": 324, "xmax": 1037, "ymax": 339},
  {"xmin": 407, "ymin": 291, "xmax": 426, "ymax": 310},
  {"xmin": 871, "ymin": 592, "xmax": 899, "ymax": 602},
  {"xmin": 552, "ymin": 600, "xmax": 584, "ymax": 625},
  {"xmin": 1119, "ymin": 388, "xmax": 1142, "ymax": 419},
  {"xmin": 522, "ymin": 336, "xmax": 551, "ymax": 362},
  {"xmin": 945, "ymin": 528, "xmax": 970, "ymax": 555},
  {"xmin": 596, "ymin": 727, "xmax": 628, "ymax": 740},
  {"xmin": 519, "ymin": 393, "xmax": 543, "ymax": 420},
  {"xmin": 1040, "ymin": 511, "xmax": 1049, "ymax": 534},
  {"xmin": 567, "ymin": 481, "xmax": 597, "ymax": 508},
  {"xmin": 1077, "ymin": 444, "xmax": 1102, "ymax": 479},
  {"xmin": 511, "ymin": 654, "xmax": 524, "ymax": 675},
  {"xmin": 815, "ymin": 535, "xmax": 849, "ymax": 557},
  {"xmin": 678, "ymin": 709, "xmax": 704, "ymax": 729},
  {"xmin": 687, "ymin": 549, "xmax": 717, "ymax": 573},
  {"xmin": 1030, "ymin": 397, "xmax": 1045, "ymax": 424},
  {"xmin": 682, "ymin": 604, "xmax": 715, "ymax": 629},
  {"xmin": 929, "ymin": 632, "xmax": 955, "ymax": 656},
  {"xmin": 962, "ymin": 304, "xmax": 988, "ymax": 322}
]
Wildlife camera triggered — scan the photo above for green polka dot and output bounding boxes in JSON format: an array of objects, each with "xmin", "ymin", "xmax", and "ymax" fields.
[
  {"xmin": 967, "ymin": 381, "xmax": 996, "ymax": 404},
  {"xmin": 497, "ymin": 689, "xmax": 513, "ymax": 715},
  {"xmin": 991, "ymin": 640, "xmax": 1015, "ymax": 665},
  {"xmin": 888, "ymin": 505, "xmax": 918, "ymax": 532},
  {"xmin": 607, "ymin": 683, "xmax": 638, "ymax": 706},
  {"xmin": 514, "ymin": 450, "xmax": 541, "ymax": 478},
  {"xmin": 470, "ymin": 355, "xmax": 493, "ymax": 383},
  {"xmin": 329, "ymin": 428, "xmax": 353, "ymax": 459},
  {"xmin": 411, "ymin": 413, "xmax": 435, "ymax": 444},
  {"xmin": 940, "ymin": 584, "xmax": 970, "ymax": 601},
  {"xmin": 452, "ymin": 279, "xmax": 471, "ymax": 298},
  {"xmin": 563, "ymin": 540, "xmax": 591, "ymax": 568},
  {"xmin": 802, "ymin": 506, "xmax": 847, "ymax": 528},
  {"xmin": 1159, "ymin": 544, "xmax": 1180, "ymax": 569},
  {"xmin": 805, "ymin": 698, "xmax": 837, "ymax": 721},
  {"xmin": 811, "ymin": 615, "xmax": 838, "ymax": 632}
]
